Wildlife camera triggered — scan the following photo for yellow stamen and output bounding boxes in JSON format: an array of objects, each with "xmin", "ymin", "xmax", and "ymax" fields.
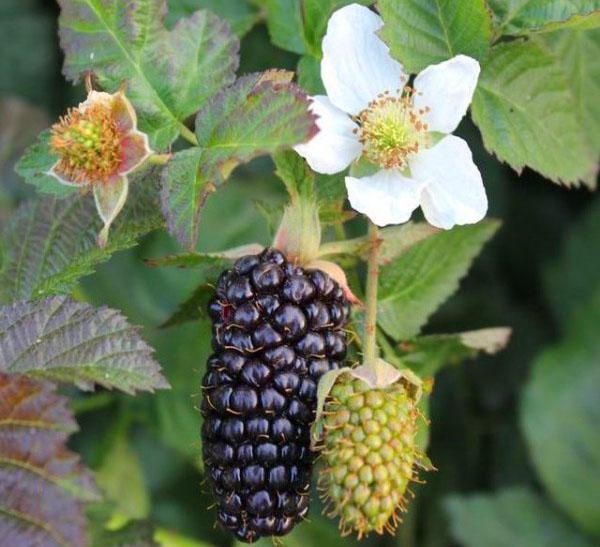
[
  {"xmin": 355, "ymin": 87, "xmax": 430, "ymax": 170},
  {"xmin": 50, "ymin": 102, "xmax": 122, "ymax": 184}
]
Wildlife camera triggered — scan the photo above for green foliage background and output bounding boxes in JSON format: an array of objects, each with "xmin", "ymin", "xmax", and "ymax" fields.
[{"xmin": 0, "ymin": 1, "xmax": 598, "ymax": 546}]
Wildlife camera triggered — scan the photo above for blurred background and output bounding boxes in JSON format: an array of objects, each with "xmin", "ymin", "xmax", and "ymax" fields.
[{"xmin": 1, "ymin": 1, "xmax": 598, "ymax": 546}]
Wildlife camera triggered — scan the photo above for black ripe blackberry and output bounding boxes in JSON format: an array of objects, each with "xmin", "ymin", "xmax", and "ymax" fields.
[{"xmin": 201, "ymin": 248, "xmax": 351, "ymax": 542}]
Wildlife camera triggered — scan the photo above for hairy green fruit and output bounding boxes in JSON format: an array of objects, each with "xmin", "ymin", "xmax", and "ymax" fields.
[{"xmin": 318, "ymin": 374, "xmax": 424, "ymax": 538}]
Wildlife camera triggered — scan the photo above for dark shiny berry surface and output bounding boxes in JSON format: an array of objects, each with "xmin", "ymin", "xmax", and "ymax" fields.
[{"xmin": 201, "ymin": 248, "xmax": 350, "ymax": 543}]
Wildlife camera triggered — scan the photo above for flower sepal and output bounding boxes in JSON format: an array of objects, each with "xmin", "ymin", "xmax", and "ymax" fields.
[
  {"xmin": 348, "ymin": 155, "xmax": 383, "ymax": 178},
  {"xmin": 273, "ymin": 195, "xmax": 322, "ymax": 265},
  {"xmin": 273, "ymin": 196, "xmax": 360, "ymax": 304}
]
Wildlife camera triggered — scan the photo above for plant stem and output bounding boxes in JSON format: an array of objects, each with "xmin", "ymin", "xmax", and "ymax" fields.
[
  {"xmin": 363, "ymin": 221, "xmax": 381, "ymax": 367},
  {"xmin": 318, "ymin": 235, "xmax": 369, "ymax": 258},
  {"xmin": 399, "ymin": 500, "xmax": 417, "ymax": 547},
  {"xmin": 180, "ymin": 124, "xmax": 199, "ymax": 146}
]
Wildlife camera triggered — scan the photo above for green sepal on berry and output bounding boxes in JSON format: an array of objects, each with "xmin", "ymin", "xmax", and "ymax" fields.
[{"xmin": 314, "ymin": 360, "xmax": 432, "ymax": 538}]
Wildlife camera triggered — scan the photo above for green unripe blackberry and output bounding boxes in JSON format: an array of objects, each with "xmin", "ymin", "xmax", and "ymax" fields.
[{"xmin": 318, "ymin": 374, "xmax": 422, "ymax": 538}]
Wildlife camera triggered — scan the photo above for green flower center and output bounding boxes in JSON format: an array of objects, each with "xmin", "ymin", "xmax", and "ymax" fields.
[
  {"xmin": 51, "ymin": 104, "xmax": 122, "ymax": 183},
  {"xmin": 356, "ymin": 89, "xmax": 430, "ymax": 170}
]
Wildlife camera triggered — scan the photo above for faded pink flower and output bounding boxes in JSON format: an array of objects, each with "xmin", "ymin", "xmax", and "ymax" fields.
[{"xmin": 49, "ymin": 90, "xmax": 152, "ymax": 246}]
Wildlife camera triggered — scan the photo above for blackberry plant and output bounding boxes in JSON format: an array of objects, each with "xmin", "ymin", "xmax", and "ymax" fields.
[
  {"xmin": 8, "ymin": 0, "xmax": 582, "ymax": 543},
  {"xmin": 201, "ymin": 248, "xmax": 351, "ymax": 542}
]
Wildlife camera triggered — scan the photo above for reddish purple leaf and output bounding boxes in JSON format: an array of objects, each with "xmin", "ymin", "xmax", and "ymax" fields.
[{"xmin": 0, "ymin": 373, "xmax": 100, "ymax": 547}]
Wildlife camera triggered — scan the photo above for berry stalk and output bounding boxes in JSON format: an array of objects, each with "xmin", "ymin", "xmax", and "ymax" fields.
[{"xmin": 363, "ymin": 221, "xmax": 381, "ymax": 367}]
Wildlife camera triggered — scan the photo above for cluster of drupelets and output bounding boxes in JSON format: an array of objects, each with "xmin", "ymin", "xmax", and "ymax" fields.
[
  {"xmin": 318, "ymin": 374, "xmax": 425, "ymax": 538},
  {"xmin": 201, "ymin": 248, "xmax": 425, "ymax": 542}
]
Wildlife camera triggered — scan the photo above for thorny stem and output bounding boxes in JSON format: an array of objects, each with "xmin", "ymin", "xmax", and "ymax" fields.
[{"xmin": 363, "ymin": 221, "xmax": 381, "ymax": 367}]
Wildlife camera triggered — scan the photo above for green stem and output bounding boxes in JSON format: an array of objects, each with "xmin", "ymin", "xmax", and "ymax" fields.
[
  {"xmin": 363, "ymin": 221, "xmax": 380, "ymax": 367},
  {"xmin": 318, "ymin": 235, "xmax": 369, "ymax": 258},
  {"xmin": 399, "ymin": 501, "xmax": 417, "ymax": 547}
]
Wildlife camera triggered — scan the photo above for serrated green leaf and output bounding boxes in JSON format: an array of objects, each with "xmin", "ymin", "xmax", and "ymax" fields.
[
  {"xmin": 264, "ymin": 0, "xmax": 306, "ymax": 54},
  {"xmin": 378, "ymin": 221, "xmax": 499, "ymax": 340},
  {"xmin": 145, "ymin": 243, "xmax": 263, "ymax": 269},
  {"xmin": 319, "ymin": 222, "xmax": 438, "ymax": 262},
  {"xmin": 397, "ymin": 328, "xmax": 511, "ymax": 377},
  {"xmin": 162, "ymin": 73, "xmax": 316, "ymax": 249},
  {"xmin": 160, "ymin": 148, "xmax": 210, "ymax": 250},
  {"xmin": 254, "ymin": 198, "xmax": 284, "ymax": 235},
  {"xmin": 272, "ymin": 150, "xmax": 315, "ymax": 199},
  {"xmin": 378, "ymin": 0, "xmax": 492, "ymax": 73},
  {"xmin": 0, "ymin": 296, "xmax": 169, "ymax": 394},
  {"xmin": 166, "ymin": 0, "xmax": 259, "ymax": 37},
  {"xmin": 315, "ymin": 172, "xmax": 347, "ymax": 208},
  {"xmin": 58, "ymin": 1, "xmax": 239, "ymax": 149},
  {"xmin": 471, "ymin": 39, "xmax": 597, "ymax": 187},
  {"xmin": 542, "ymin": 28, "xmax": 600, "ymax": 151},
  {"xmin": 297, "ymin": 55, "xmax": 325, "ymax": 95},
  {"xmin": 446, "ymin": 488, "xmax": 595, "ymax": 547},
  {"xmin": 159, "ymin": 283, "xmax": 214, "ymax": 328},
  {"xmin": 377, "ymin": 222, "xmax": 440, "ymax": 263},
  {"xmin": 0, "ymin": 170, "xmax": 163, "ymax": 302},
  {"xmin": 264, "ymin": 0, "xmax": 371, "ymax": 56},
  {"xmin": 535, "ymin": 10, "xmax": 600, "ymax": 32},
  {"xmin": 194, "ymin": 72, "xmax": 316, "ymax": 156},
  {"xmin": 521, "ymin": 292, "xmax": 600, "ymax": 537},
  {"xmin": 0, "ymin": 373, "xmax": 100, "ymax": 547},
  {"xmin": 15, "ymin": 130, "xmax": 76, "ymax": 198},
  {"xmin": 167, "ymin": 11, "xmax": 240, "ymax": 121},
  {"xmin": 149, "ymin": 248, "xmax": 267, "ymax": 327},
  {"xmin": 301, "ymin": 0, "xmax": 372, "ymax": 55},
  {"xmin": 489, "ymin": 0, "xmax": 600, "ymax": 35}
]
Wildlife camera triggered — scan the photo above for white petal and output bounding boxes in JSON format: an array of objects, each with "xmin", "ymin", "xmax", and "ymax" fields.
[
  {"xmin": 409, "ymin": 135, "xmax": 487, "ymax": 229},
  {"xmin": 345, "ymin": 169, "xmax": 424, "ymax": 227},
  {"xmin": 321, "ymin": 4, "xmax": 407, "ymax": 115},
  {"xmin": 413, "ymin": 55, "xmax": 480, "ymax": 134},
  {"xmin": 94, "ymin": 176, "xmax": 129, "ymax": 247},
  {"xmin": 294, "ymin": 95, "xmax": 361, "ymax": 174}
]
